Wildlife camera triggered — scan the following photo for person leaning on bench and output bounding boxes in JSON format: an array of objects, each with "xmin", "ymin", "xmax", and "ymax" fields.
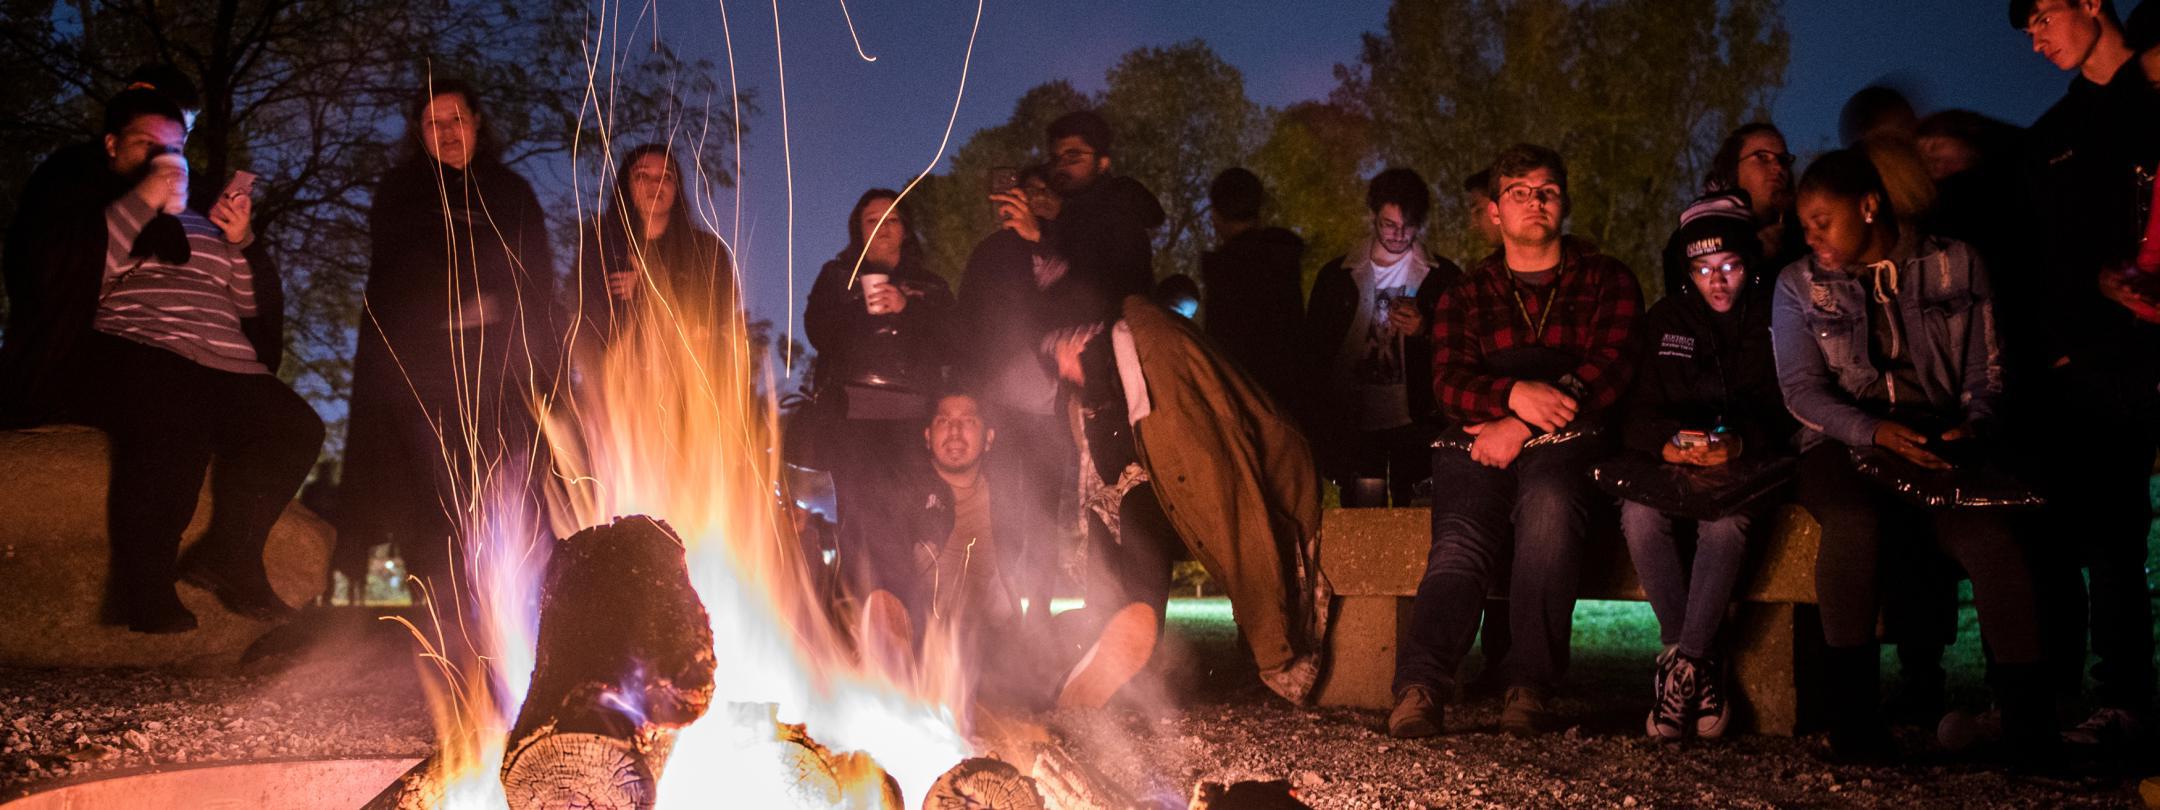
[
  {"xmin": 0, "ymin": 84, "xmax": 323, "ymax": 634},
  {"xmin": 1388, "ymin": 144, "xmax": 1644, "ymax": 738},
  {"xmin": 1600, "ymin": 192, "xmax": 1800, "ymax": 742},
  {"xmin": 1771, "ymin": 148, "xmax": 2055, "ymax": 763}
]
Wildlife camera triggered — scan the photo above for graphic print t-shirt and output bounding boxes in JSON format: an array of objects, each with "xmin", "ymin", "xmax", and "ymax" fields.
[{"xmin": 1348, "ymin": 251, "xmax": 1428, "ymax": 430}]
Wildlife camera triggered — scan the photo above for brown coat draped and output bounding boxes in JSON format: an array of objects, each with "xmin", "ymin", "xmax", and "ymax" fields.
[{"xmin": 1119, "ymin": 296, "xmax": 1329, "ymax": 673}]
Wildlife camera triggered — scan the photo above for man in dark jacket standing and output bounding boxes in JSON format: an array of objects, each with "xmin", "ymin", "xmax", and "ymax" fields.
[
  {"xmin": 1306, "ymin": 168, "xmax": 1461, "ymax": 507},
  {"xmin": 2008, "ymin": 0, "xmax": 2159, "ymax": 744},
  {"xmin": 1389, "ymin": 145, "xmax": 1641, "ymax": 739},
  {"xmin": 1042, "ymin": 110, "xmax": 1166, "ymax": 321},
  {"xmin": 1199, "ymin": 167, "xmax": 1305, "ymax": 408}
]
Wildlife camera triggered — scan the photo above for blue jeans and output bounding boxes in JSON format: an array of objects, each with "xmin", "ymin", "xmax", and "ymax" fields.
[
  {"xmin": 1619, "ymin": 500, "xmax": 1753, "ymax": 659},
  {"xmin": 1393, "ymin": 437, "xmax": 1605, "ymax": 695}
]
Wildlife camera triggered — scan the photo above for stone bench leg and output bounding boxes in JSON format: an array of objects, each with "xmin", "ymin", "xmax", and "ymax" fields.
[
  {"xmin": 1730, "ymin": 602, "xmax": 1823, "ymax": 736},
  {"xmin": 1315, "ymin": 595, "xmax": 1411, "ymax": 709}
]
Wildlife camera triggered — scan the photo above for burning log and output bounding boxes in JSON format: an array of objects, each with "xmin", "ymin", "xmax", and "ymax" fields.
[
  {"xmin": 923, "ymin": 757, "xmax": 1045, "ymax": 809},
  {"xmin": 1029, "ymin": 746, "xmax": 1127, "ymax": 810},
  {"xmin": 359, "ymin": 754, "xmax": 444, "ymax": 810},
  {"xmin": 499, "ymin": 516, "xmax": 718, "ymax": 810},
  {"xmin": 724, "ymin": 702, "xmax": 906, "ymax": 809}
]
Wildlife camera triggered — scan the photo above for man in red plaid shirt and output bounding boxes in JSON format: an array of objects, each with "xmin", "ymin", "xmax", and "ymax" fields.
[{"xmin": 1389, "ymin": 144, "xmax": 1643, "ymax": 739}]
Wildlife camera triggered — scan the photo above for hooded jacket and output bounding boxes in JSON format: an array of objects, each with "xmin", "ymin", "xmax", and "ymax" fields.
[
  {"xmin": 1621, "ymin": 281, "xmax": 1794, "ymax": 456},
  {"xmin": 1770, "ymin": 233, "xmax": 2003, "ymax": 450}
]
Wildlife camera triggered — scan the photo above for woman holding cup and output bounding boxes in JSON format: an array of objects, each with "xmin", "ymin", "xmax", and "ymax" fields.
[{"xmin": 802, "ymin": 188, "xmax": 954, "ymax": 609}]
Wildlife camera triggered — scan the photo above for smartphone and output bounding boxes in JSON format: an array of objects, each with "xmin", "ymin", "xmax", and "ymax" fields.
[
  {"xmin": 221, "ymin": 170, "xmax": 257, "ymax": 203},
  {"xmin": 985, "ymin": 166, "xmax": 1020, "ymax": 195},
  {"xmin": 1672, "ymin": 430, "xmax": 1714, "ymax": 449}
]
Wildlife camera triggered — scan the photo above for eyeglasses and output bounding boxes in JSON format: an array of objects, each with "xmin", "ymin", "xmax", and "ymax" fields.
[
  {"xmin": 1743, "ymin": 149, "xmax": 1797, "ymax": 169},
  {"xmin": 1500, "ymin": 184, "xmax": 1564, "ymax": 207},
  {"xmin": 1691, "ymin": 260, "xmax": 1747, "ymax": 277},
  {"xmin": 1054, "ymin": 148, "xmax": 1097, "ymax": 167}
]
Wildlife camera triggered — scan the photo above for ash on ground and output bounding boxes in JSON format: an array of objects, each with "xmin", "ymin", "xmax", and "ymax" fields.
[{"xmin": 1, "ymin": 604, "xmax": 2152, "ymax": 808}]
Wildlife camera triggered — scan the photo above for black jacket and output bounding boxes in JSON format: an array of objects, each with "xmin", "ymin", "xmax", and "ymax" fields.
[
  {"xmin": 1200, "ymin": 225, "xmax": 1306, "ymax": 408},
  {"xmin": 338, "ymin": 155, "xmax": 558, "ymax": 550},
  {"xmin": 1046, "ymin": 175, "xmax": 1165, "ymax": 321},
  {"xmin": 1619, "ymin": 284, "xmax": 1794, "ymax": 456},
  {"xmin": 1302, "ymin": 248, "xmax": 1461, "ymax": 427},
  {"xmin": 0, "ymin": 144, "xmax": 285, "ymax": 427},
  {"xmin": 952, "ymin": 229, "xmax": 1077, "ymax": 407},
  {"xmin": 2021, "ymin": 57, "xmax": 2160, "ymax": 373},
  {"xmin": 803, "ymin": 251, "xmax": 954, "ymax": 396},
  {"xmin": 571, "ymin": 221, "xmax": 737, "ymax": 357}
]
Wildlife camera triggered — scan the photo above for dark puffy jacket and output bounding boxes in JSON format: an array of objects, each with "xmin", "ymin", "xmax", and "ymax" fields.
[
  {"xmin": 1200, "ymin": 225, "xmax": 1306, "ymax": 408},
  {"xmin": 1620, "ymin": 283, "xmax": 1794, "ymax": 456},
  {"xmin": 803, "ymin": 252, "xmax": 954, "ymax": 394}
]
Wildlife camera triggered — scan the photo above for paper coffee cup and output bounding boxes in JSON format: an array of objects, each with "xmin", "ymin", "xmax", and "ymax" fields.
[
  {"xmin": 861, "ymin": 273, "xmax": 892, "ymax": 315},
  {"xmin": 150, "ymin": 153, "xmax": 189, "ymax": 215}
]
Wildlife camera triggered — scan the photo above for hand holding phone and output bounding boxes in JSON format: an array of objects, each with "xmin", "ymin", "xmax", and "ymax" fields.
[{"xmin": 208, "ymin": 170, "xmax": 257, "ymax": 244}]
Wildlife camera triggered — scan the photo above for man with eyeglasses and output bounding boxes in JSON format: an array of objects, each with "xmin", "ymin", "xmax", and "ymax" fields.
[
  {"xmin": 2006, "ymin": 0, "xmax": 2160, "ymax": 749},
  {"xmin": 1704, "ymin": 123, "xmax": 1804, "ymax": 271},
  {"xmin": 1037, "ymin": 110, "xmax": 1165, "ymax": 322},
  {"xmin": 1304, "ymin": 168, "xmax": 1461, "ymax": 508},
  {"xmin": 1387, "ymin": 144, "xmax": 1642, "ymax": 738}
]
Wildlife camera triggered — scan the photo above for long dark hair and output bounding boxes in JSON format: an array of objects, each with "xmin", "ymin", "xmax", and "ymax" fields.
[
  {"xmin": 401, "ymin": 77, "xmax": 503, "ymax": 167},
  {"xmin": 602, "ymin": 144, "xmax": 702, "ymax": 259},
  {"xmin": 842, "ymin": 188, "xmax": 923, "ymax": 270}
]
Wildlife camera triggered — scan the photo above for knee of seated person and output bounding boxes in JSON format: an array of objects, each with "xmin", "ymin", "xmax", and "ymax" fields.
[
  {"xmin": 1618, "ymin": 501, "xmax": 1671, "ymax": 539},
  {"xmin": 1515, "ymin": 479, "xmax": 1589, "ymax": 528}
]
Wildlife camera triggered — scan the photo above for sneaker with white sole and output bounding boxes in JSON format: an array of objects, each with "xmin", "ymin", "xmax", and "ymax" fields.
[
  {"xmin": 1646, "ymin": 647, "xmax": 1690, "ymax": 741},
  {"xmin": 1692, "ymin": 654, "xmax": 1731, "ymax": 739}
]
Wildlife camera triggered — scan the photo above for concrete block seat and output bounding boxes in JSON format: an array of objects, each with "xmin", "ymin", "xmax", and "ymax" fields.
[
  {"xmin": 0, "ymin": 425, "xmax": 332, "ymax": 668},
  {"xmin": 1313, "ymin": 504, "xmax": 1822, "ymax": 734}
]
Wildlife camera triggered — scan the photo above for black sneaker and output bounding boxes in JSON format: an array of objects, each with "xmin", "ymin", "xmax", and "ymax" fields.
[
  {"xmin": 1646, "ymin": 647, "xmax": 1688, "ymax": 741},
  {"xmin": 1692, "ymin": 654, "xmax": 1731, "ymax": 739}
]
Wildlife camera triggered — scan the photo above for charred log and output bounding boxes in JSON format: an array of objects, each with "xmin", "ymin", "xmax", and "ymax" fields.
[
  {"xmin": 499, "ymin": 516, "xmax": 717, "ymax": 810},
  {"xmin": 359, "ymin": 754, "xmax": 444, "ymax": 810}
]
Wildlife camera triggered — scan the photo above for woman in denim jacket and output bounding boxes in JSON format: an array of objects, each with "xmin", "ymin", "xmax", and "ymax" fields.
[{"xmin": 1771, "ymin": 149, "xmax": 2052, "ymax": 762}]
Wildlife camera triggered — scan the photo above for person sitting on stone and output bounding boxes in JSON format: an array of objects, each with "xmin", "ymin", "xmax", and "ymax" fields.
[
  {"xmin": 0, "ymin": 87, "xmax": 322, "ymax": 633},
  {"xmin": 1389, "ymin": 144, "xmax": 1643, "ymax": 738},
  {"xmin": 1618, "ymin": 192, "xmax": 1797, "ymax": 741}
]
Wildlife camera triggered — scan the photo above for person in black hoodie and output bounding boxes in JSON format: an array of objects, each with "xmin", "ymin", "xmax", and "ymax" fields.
[
  {"xmin": 955, "ymin": 162, "xmax": 1073, "ymax": 638},
  {"xmin": 1619, "ymin": 192, "xmax": 1795, "ymax": 741},
  {"xmin": 1042, "ymin": 111, "xmax": 1166, "ymax": 321},
  {"xmin": 1199, "ymin": 167, "xmax": 1305, "ymax": 408},
  {"xmin": 337, "ymin": 80, "xmax": 561, "ymax": 595},
  {"xmin": 803, "ymin": 188, "xmax": 955, "ymax": 608},
  {"xmin": 2006, "ymin": 0, "xmax": 2159, "ymax": 745}
]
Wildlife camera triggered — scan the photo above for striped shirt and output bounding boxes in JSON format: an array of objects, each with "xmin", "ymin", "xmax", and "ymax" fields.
[{"xmin": 94, "ymin": 194, "xmax": 269, "ymax": 375}]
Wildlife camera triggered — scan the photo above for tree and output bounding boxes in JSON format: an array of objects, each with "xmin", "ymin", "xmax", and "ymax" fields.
[
  {"xmin": 1249, "ymin": 99, "xmax": 1375, "ymax": 293},
  {"xmin": 1097, "ymin": 40, "xmax": 1264, "ymax": 282},
  {"xmin": 1338, "ymin": 0, "xmax": 1787, "ymax": 296},
  {"xmin": 0, "ymin": 0, "xmax": 746, "ymax": 457},
  {"xmin": 912, "ymin": 80, "xmax": 1089, "ymax": 286}
]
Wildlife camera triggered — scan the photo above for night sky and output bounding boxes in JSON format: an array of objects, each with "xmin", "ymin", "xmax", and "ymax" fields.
[{"xmin": 578, "ymin": 0, "xmax": 2121, "ymax": 369}]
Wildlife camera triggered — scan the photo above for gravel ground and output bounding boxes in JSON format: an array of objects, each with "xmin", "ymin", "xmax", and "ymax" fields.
[{"xmin": 1, "ymin": 604, "xmax": 2153, "ymax": 808}]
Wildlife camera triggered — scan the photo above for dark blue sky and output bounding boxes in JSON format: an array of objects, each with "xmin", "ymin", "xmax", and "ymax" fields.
[{"xmin": 572, "ymin": 0, "xmax": 2119, "ymax": 357}]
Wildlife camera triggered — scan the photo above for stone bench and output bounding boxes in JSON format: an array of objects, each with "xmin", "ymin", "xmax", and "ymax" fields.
[
  {"xmin": 1313, "ymin": 504, "xmax": 1822, "ymax": 734},
  {"xmin": 0, "ymin": 425, "xmax": 333, "ymax": 669}
]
